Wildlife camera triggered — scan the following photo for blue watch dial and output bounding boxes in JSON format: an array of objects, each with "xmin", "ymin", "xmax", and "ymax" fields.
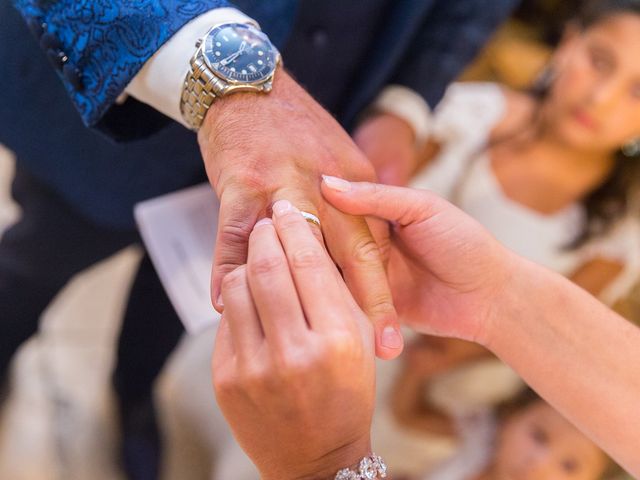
[{"xmin": 203, "ymin": 23, "xmax": 278, "ymax": 83}]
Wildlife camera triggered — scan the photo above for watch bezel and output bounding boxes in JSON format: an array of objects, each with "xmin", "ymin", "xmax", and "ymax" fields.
[{"xmin": 201, "ymin": 22, "xmax": 279, "ymax": 86}]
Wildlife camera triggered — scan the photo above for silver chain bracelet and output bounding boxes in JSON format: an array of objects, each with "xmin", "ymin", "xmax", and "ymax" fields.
[{"xmin": 334, "ymin": 454, "xmax": 387, "ymax": 480}]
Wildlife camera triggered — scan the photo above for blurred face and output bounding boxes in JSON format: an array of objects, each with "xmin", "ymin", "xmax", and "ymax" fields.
[
  {"xmin": 542, "ymin": 13, "xmax": 640, "ymax": 152},
  {"xmin": 493, "ymin": 402, "xmax": 607, "ymax": 480}
]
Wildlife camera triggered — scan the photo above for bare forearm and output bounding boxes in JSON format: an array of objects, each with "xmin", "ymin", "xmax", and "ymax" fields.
[{"xmin": 485, "ymin": 255, "xmax": 640, "ymax": 475}]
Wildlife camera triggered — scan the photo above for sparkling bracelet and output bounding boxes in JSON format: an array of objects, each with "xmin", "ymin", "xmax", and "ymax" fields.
[{"xmin": 334, "ymin": 454, "xmax": 387, "ymax": 480}]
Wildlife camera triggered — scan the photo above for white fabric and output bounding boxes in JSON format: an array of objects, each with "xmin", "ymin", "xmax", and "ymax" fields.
[
  {"xmin": 427, "ymin": 360, "xmax": 523, "ymax": 416},
  {"xmin": 370, "ymin": 348, "xmax": 456, "ymax": 478},
  {"xmin": 125, "ymin": 8, "xmax": 258, "ymax": 127},
  {"xmin": 157, "ymin": 326, "xmax": 259, "ymax": 480},
  {"xmin": 424, "ymin": 410, "xmax": 497, "ymax": 480},
  {"xmin": 373, "ymin": 85, "xmax": 433, "ymax": 147},
  {"xmin": 411, "ymin": 82, "xmax": 640, "ymax": 304}
]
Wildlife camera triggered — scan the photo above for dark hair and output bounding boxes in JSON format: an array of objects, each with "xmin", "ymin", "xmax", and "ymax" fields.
[
  {"xmin": 527, "ymin": 0, "xmax": 640, "ymax": 249},
  {"xmin": 570, "ymin": 0, "xmax": 640, "ymax": 247},
  {"xmin": 578, "ymin": 0, "xmax": 640, "ymax": 28}
]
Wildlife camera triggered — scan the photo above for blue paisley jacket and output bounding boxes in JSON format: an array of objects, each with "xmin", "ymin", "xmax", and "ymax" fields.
[{"xmin": 11, "ymin": 0, "xmax": 298, "ymax": 129}]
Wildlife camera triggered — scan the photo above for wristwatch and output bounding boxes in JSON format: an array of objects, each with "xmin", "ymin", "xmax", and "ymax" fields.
[{"xmin": 180, "ymin": 22, "xmax": 281, "ymax": 130}]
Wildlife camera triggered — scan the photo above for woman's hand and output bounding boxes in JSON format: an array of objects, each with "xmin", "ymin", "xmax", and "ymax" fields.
[
  {"xmin": 321, "ymin": 177, "xmax": 516, "ymax": 345},
  {"xmin": 322, "ymin": 178, "xmax": 640, "ymax": 476},
  {"xmin": 212, "ymin": 200, "xmax": 377, "ymax": 480}
]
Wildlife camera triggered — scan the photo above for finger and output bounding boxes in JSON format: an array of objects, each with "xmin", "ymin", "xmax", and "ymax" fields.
[
  {"xmin": 212, "ymin": 314, "xmax": 235, "ymax": 372},
  {"xmin": 220, "ymin": 265, "xmax": 264, "ymax": 363},
  {"xmin": 212, "ymin": 187, "xmax": 265, "ymax": 312},
  {"xmin": 321, "ymin": 205, "xmax": 404, "ymax": 360},
  {"xmin": 272, "ymin": 186, "xmax": 324, "ymax": 245},
  {"xmin": 247, "ymin": 218, "xmax": 308, "ymax": 344},
  {"xmin": 271, "ymin": 200, "xmax": 352, "ymax": 333},
  {"xmin": 321, "ymin": 175, "xmax": 440, "ymax": 227},
  {"xmin": 366, "ymin": 215, "xmax": 392, "ymax": 268}
]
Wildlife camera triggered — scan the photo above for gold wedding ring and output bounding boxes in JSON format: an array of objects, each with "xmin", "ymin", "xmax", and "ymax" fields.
[{"xmin": 300, "ymin": 211, "xmax": 321, "ymax": 228}]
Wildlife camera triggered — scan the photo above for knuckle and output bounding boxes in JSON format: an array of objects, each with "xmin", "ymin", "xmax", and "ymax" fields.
[
  {"xmin": 212, "ymin": 370, "xmax": 239, "ymax": 399},
  {"xmin": 370, "ymin": 182, "xmax": 387, "ymax": 205},
  {"xmin": 366, "ymin": 296, "xmax": 396, "ymax": 318},
  {"xmin": 221, "ymin": 160, "xmax": 270, "ymax": 194},
  {"xmin": 219, "ymin": 218, "xmax": 254, "ymax": 248},
  {"xmin": 291, "ymin": 247, "xmax": 325, "ymax": 270},
  {"xmin": 321, "ymin": 333, "xmax": 362, "ymax": 365},
  {"xmin": 350, "ymin": 235, "xmax": 383, "ymax": 266},
  {"xmin": 239, "ymin": 362, "xmax": 272, "ymax": 389},
  {"xmin": 274, "ymin": 209, "xmax": 305, "ymax": 230},
  {"xmin": 221, "ymin": 267, "xmax": 247, "ymax": 292},
  {"xmin": 273, "ymin": 347, "xmax": 314, "ymax": 379},
  {"xmin": 249, "ymin": 371, "xmax": 282, "ymax": 395},
  {"xmin": 376, "ymin": 234, "xmax": 392, "ymax": 260},
  {"xmin": 248, "ymin": 254, "xmax": 287, "ymax": 277},
  {"xmin": 235, "ymin": 170, "xmax": 269, "ymax": 193}
]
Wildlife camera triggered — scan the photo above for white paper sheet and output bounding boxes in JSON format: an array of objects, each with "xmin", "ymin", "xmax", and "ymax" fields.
[{"xmin": 134, "ymin": 183, "xmax": 220, "ymax": 334}]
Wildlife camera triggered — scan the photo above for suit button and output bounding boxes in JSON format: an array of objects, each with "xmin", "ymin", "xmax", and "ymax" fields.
[
  {"xmin": 46, "ymin": 49, "xmax": 67, "ymax": 70},
  {"xmin": 308, "ymin": 27, "xmax": 329, "ymax": 48},
  {"xmin": 40, "ymin": 32, "xmax": 61, "ymax": 51},
  {"xmin": 27, "ymin": 18, "xmax": 45, "ymax": 39},
  {"xmin": 63, "ymin": 64, "xmax": 84, "ymax": 91}
]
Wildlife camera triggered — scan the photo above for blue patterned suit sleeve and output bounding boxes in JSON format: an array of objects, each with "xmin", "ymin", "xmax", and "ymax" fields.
[{"xmin": 12, "ymin": 0, "xmax": 231, "ymax": 128}]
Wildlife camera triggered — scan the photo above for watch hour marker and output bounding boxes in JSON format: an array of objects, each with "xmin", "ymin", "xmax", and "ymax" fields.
[
  {"xmin": 258, "ymin": 51, "xmax": 264, "ymax": 56},
  {"xmin": 215, "ymin": 51, "xmax": 221, "ymax": 56},
  {"xmin": 257, "ymin": 60, "xmax": 264, "ymax": 65},
  {"xmin": 248, "ymin": 64, "xmax": 257, "ymax": 72},
  {"xmin": 216, "ymin": 42, "xmax": 222, "ymax": 47},
  {"xmin": 241, "ymin": 69, "xmax": 247, "ymax": 74}
]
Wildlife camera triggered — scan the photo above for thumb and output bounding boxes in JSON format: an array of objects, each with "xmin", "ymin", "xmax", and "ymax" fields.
[{"xmin": 321, "ymin": 175, "xmax": 442, "ymax": 227}]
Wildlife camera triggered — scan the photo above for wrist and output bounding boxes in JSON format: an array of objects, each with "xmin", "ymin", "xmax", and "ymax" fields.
[
  {"xmin": 197, "ymin": 68, "xmax": 295, "ymax": 154},
  {"xmin": 480, "ymin": 252, "xmax": 547, "ymax": 352},
  {"xmin": 262, "ymin": 436, "xmax": 373, "ymax": 480}
]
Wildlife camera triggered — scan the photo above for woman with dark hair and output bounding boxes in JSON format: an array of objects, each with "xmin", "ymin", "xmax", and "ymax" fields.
[{"xmin": 367, "ymin": 0, "xmax": 640, "ymax": 304}]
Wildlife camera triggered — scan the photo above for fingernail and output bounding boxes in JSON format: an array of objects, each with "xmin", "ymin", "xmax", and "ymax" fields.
[
  {"xmin": 254, "ymin": 218, "xmax": 273, "ymax": 229},
  {"xmin": 381, "ymin": 326, "xmax": 403, "ymax": 349},
  {"xmin": 272, "ymin": 199, "xmax": 297, "ymax": 217},
  {"xmin": 216, "ymin": 294, "xmax": 224, "ymax": 308},
  {"xmin": 322, "ymin": 175, "xmax": 351, "ymax": 192}
]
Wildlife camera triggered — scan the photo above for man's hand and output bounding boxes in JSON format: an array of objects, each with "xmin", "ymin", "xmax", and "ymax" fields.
[
  {"xmin": 353, "ymin": 113, "xmax": 418, "ymax": 186},
  {"xmin": 213, "ymin": 203, "xmax": 376, "ymax": 480},
  {"xmin": 198, "ymin": 71, "xmax": 403, "ymax": 359}
]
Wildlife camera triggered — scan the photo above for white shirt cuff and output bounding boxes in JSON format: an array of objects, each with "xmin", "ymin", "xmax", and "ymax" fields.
[
  {"xmin": 372, "ymin": 85, "xmax": 432, "ymax": 148},
  {"xmin": 125, "ymin": 7, "xmax": 259, "ymax": 127}
]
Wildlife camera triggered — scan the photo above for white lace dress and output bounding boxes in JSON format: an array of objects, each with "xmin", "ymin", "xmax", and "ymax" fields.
[{"xmin": 410, "ymin": 82, "xmax": 640, "ymax": 305}]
